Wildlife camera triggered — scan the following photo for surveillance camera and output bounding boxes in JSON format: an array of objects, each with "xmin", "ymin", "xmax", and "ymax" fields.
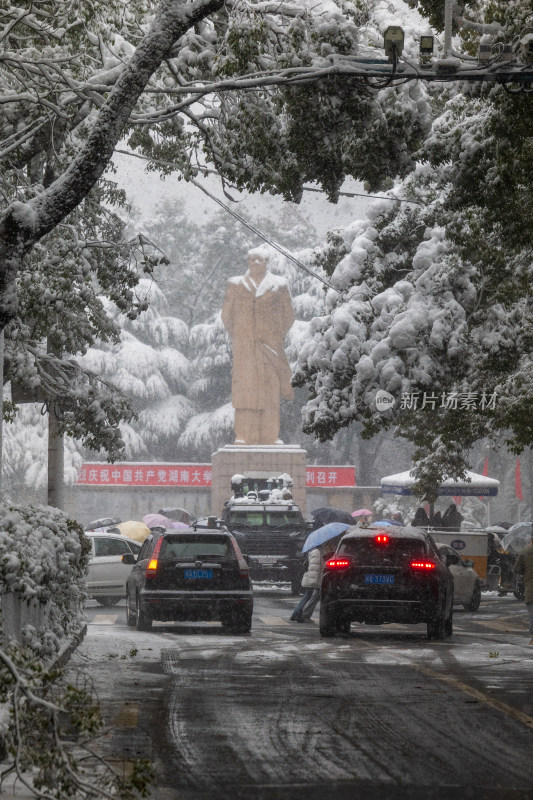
[
  {"xmin": 497, "ymin": 43, "xmax": 514, "ymax": 63},
  {"xmin": 478, "ymin": 43, "xmax": 492, "ymax": 63},
  {"xmin": 419, "ymin": 34, "xmax": 434, "ymax": 67},
  {"xmin": 384, "ymin": 26, "xmax": 405, "ymax": 61}
]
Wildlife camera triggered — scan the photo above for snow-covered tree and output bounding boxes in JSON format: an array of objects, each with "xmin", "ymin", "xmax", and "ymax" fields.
[
  {"xmin": 2, "ymin": 178, "xmax": 157, "ymax": 462},
  {"xmin": 294, "ymin": 1, "xmax": 533, "ymax": 499},
  {"xmin": 79, "ymin": 278, "xmax": 196, "ymax": 461},
  {"xmin": 0, "ymin": 0, "xmax": 430, "ymax": 333}
]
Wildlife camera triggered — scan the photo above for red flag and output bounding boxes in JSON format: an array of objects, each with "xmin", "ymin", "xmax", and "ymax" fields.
[
  {"xmin": 515, "ymin": 458, "xmax": 524, "ymax": 501},
  {"xmin": 478, "ymin": 456, "xmax": 489, "ymax": 500},
  {"xmin": 452, "ymin": 495, "xmax": 462, "ymax": 505}
]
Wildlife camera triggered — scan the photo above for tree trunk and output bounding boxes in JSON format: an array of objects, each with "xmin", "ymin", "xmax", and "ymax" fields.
[{"xmin": 48, "ymin": 403, "xmax": 65, "ymax": 510}]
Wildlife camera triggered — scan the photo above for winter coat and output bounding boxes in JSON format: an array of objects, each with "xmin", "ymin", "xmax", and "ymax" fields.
[
  {"xmin": 412, "ymin": 508, "xmax": 430, "ymax": 527},
  {"xmin": 301, "ymin": 548, "xmax": 322, "ymax": 589},
  {"xmin": 441, "ymin": 503, "xmax": 463, "ymax": 531},
  {"xmin": 514, "ymin": 543, "xmax": 533, "ymax": 604}
]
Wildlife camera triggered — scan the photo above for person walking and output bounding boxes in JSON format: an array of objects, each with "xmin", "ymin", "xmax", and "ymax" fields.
[
  {"xmin": 514, "ymin": 530, "xmax": 533, "ymax": 645},
  {"xmin": 290, "ymin": 546, "xmax": 322, "ymax": 623}
]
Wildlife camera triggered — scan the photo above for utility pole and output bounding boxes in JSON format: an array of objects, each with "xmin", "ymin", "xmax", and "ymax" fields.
[
  {"xmin": 47, "ymin": 338, "xmax": 64, "ymax": 509},
  {"xmin": 444, "ymin": 0, "xmax": 454, "ymax": 58},
  {"xmin": 47, "ymin": 399, "xmax": 65, "ymax": 509}
]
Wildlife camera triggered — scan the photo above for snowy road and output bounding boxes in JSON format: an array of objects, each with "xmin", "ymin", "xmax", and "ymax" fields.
[{"xmin": 72, "ymin": 591, "xmax": 533, "ymax": 800}]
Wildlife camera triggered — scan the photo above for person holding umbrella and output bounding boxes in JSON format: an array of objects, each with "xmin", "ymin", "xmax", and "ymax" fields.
[
  {"xmin": 352, "ymin": 508, "xmax": 373, "ymax": 526},
  {"xmin": 290, "ymin": 546, "xmax": 322, "ymax": 623},
  {"xmin": 291, "ymin": 525, "xmax": 350, "ymax": 622}
]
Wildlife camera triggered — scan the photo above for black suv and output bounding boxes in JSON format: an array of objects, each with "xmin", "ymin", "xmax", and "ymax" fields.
[
  {"xmin": 221, "ymin": 497, "xmax": 309, "ymax": 593},
  {"xmin": 123, "ymin": 528, "xmax": 253, "ymax": 633},
  {"xmin": 320, "ymin": 526, "xmax": 454, "ymax": 640}
]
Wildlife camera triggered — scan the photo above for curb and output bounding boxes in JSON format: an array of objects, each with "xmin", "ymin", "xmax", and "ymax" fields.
[{"xmin": 50, "ymin": 623, "xmax": 88, "ymax": 671}]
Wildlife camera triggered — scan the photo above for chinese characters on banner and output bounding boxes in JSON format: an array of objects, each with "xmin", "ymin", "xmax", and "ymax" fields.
[
  {"xmin": 77, "ymin": 464, "xmax": 356, "ymax": 488},
  {"xmin": 304, "ymin": 466, "xmax": 356, "ymax": 488}
]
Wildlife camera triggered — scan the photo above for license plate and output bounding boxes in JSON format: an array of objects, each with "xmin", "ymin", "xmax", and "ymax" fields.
[
  {"xmin": 184, "ymin": 569, "xmax": 213, "ymax": 579},
  {"xmin": 364, "ymin": 574, "xmax": 394, "ymax": 585},
  {"xmin": 257, "ymin": 556, "xmax": 277, "ymax": 564}
]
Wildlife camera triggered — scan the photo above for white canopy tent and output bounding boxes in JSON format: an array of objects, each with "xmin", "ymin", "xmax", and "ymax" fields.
[{"xmin": 381, "ymin": 470, "xmax": 500, "ymax": 498}]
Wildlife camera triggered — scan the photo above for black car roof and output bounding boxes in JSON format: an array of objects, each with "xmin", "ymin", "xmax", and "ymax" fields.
[
  {"xmin": 159, "ymin": 528, "xmax": 230, "ymax": 537},
  {"xmin": 341, "ymin": 525, "xmax": 431, "ymax": 542}
]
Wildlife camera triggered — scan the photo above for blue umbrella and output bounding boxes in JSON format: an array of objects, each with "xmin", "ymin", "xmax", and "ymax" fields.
[
  {"xmin": 372, "ymin": 519, "xmax": 404, "ymax": 526},
  {"xmin": 302, "ymin": 521, "xmax": 351, "ymax": 554}
]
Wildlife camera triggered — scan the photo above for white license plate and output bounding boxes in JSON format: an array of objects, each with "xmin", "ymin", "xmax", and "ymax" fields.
[{"xmin": 257, "ymin": 556, "xmax": 277, "ymax": 565}]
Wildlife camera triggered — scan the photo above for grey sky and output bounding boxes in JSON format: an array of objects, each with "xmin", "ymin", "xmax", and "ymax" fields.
[{"xmin": 112, "ymin": 151, "xmax": 372, "ymax": 239}]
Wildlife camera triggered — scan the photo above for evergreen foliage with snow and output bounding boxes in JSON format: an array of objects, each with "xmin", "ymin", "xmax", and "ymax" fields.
[
  {"xmin": 0, "ymin": 505, "xmax": 88, "ymax": 656},
  {"xmin": 294, "ymin": 1, "xmax": 533, "ymax": 499}
]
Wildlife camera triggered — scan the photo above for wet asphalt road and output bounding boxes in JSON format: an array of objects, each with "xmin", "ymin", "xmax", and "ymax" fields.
[{"xmin": 77, "ymin": 590, "xmax": 533, "ymax": 800}]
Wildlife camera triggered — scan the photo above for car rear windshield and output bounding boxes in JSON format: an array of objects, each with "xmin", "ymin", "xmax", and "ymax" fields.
[
  {"xmin": 338, "ymin": 537, "xmax": 427, "ymax": 558},
  {"xmin": 160, "ymin": 535, "xmax": 231, "ymax": 560}
]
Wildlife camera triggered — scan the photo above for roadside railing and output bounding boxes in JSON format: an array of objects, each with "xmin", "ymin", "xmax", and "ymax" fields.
[{"xmin": 0, "ymin": 591, "xmax": 51, "ymax": 646}]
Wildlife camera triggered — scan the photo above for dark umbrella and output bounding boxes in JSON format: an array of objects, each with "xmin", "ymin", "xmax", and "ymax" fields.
[{"xmin": 311, "ymin": 507, "xmax": 355, "ymax": 527}]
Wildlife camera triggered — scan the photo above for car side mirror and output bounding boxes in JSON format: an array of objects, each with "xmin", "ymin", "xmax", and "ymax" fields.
[{"xmin": 122, "ymin": 552, "xmax": 136, "ymax": 565}]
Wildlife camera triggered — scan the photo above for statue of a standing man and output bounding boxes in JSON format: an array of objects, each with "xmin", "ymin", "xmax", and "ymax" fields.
[{"xmin": 221, "ymin": 246, "xmax": 295, "ymax": 445}]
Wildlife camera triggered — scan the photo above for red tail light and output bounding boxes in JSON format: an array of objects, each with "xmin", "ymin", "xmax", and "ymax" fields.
[
  {"xmin": 375, "ymin": 534, "xmax": 389, "ymax": 544},
  {"xmin": 410, "ymin": 560, "xmax": 436, "ymax": 571},
  {"xmin": 325, "ymin": 558, "xmax": 351, "ymax": 569},
  {"xmin": 146, "ymin": 537, "xmax": 164, "ymax": 578}
]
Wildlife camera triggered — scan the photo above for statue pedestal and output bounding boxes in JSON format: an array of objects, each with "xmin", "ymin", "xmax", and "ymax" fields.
[{"xmin": 211, "ymin": 444, "xmax": 307, "ymax": 516}]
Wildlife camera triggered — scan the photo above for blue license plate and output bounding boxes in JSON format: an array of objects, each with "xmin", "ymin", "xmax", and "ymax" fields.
[
  {"xmin": 184, "ymin": 569, "xmax": 213, "ymax": 579},
  {"xmin": 364, "ymin": 574, "xmax": 394, "ymax": 585}
]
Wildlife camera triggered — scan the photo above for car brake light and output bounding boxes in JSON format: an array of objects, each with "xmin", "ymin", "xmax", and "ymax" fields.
[
  {"xmin": 375, "ymin": 534, "xmax": 389, "ymax": 544},
  {"xmin": 325, "ymin": 558, "xmax": 351, "ymax": 569},
  {"xmin": 145, "ymin": 537, "xmax": 164, "ymax": 578},
  {"xmin": 410, "ymin": 560, "xmax": 436, "ymax": 570}
]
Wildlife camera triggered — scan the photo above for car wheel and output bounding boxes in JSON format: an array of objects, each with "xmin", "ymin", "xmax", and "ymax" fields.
[
  {"xmin": 95, "ymin": 596, "xmax": 121, "ymax": 606},
  {"xmin": 136, "ymin": 596, "xmax": 152, "ymax": 631},
  {"xmin": 464, "ymin": 581, "xmax": 481, "ymax": 612},
  {"xmin": 229, "ymin": 607, "xmax": 252, "ymax": 634},
  {"xmin": 319, "ymin": 603, "xmax": 339, "ymax": 638},
  {"xmin": 126, "ymin": 593, "xmax": 136, "ymax": 627},
  {"xmin": 427, "ymin": 611, "xmax": 446, "ymax": 640}
]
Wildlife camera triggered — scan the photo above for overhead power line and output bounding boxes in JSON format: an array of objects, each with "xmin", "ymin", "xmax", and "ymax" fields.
[{"xmin": 115, "ymin": 148, "xmax": 426, "ymax": 292}]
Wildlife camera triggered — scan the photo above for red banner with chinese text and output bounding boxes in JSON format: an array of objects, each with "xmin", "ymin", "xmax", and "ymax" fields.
[{"xmin": 77, "ymin": 463, "xmax": 356, "ymax": 488}]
